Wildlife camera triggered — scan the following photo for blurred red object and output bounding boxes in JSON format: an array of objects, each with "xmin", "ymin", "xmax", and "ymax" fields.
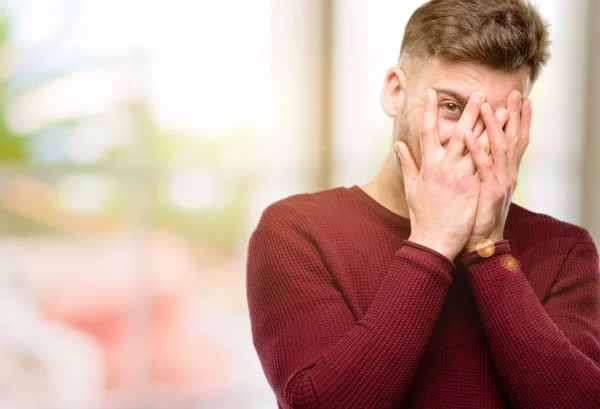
[{"xmin": 41, "ymin": 287, "xmax": 228, "ymax": 393}]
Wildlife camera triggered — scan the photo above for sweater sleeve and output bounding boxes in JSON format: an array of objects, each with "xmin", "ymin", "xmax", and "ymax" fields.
[
  {"xmin": 246, "ymin": 211, "xmax": 454, "ymax": 409},
  {"xmin": 459, "ymin": 232, "xmax": 600, "ymax": 408}
]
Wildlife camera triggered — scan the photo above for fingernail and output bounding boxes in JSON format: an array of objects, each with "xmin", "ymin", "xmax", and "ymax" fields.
[
  {"xmin": 482, "ymin": 102, "xmax": 492, "ymax": 113},
  {"xmin": 472, "ymin": 92, "xmax": 485, "ymax": 102},
  {"xmin": 425, "ymin": 88, "xmax": 435, "ymax": 101},
  {"xmin": 513, "ymin": 91, "xmax": 521, "ymax": 100}
]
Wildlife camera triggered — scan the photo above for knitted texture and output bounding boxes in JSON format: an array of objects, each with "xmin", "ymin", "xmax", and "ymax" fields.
[{"xmin": 246, "ymin": 185, "xmax": 600, "ymax": 408}]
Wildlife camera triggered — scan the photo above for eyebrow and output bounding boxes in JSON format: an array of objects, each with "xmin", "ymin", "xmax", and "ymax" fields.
[{"xmin": 430, "ymin": 86, "xmax": 470, "ymax": 108}]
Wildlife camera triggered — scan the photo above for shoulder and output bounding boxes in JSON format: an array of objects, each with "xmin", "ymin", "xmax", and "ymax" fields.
[
  {"xmin": 254, "ymin": 186, "xmax": 349, "ymax": 233},
  {"xmin": 506, "ymin": 202, "xmax": 597, "ymax": 251}
]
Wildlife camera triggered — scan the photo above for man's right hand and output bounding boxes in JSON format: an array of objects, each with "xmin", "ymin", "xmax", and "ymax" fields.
[{"xmin": 394, "ymin": 88, "xmax": 485, "ymax": 261}]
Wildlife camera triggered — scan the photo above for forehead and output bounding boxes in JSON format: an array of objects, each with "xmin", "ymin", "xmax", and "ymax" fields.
[{"xmin": 415, "ymin": 58, "xmax": 532, "ymax": 109}]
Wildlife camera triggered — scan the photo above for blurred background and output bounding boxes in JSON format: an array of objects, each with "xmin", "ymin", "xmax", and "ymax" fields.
[{"xmin": 0, "ymin": 0, "xmax": 598, "ymax": 408}]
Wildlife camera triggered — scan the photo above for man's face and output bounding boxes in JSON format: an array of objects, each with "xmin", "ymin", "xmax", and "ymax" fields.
[{"xmin": 383, "ymin": 57, "xmax": 532, "ymax": 168}]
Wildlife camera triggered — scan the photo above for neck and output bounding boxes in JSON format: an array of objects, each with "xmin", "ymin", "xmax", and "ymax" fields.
[{"xmin": 360, "ymin": 148, "xmax": 411, "ymax": 221}]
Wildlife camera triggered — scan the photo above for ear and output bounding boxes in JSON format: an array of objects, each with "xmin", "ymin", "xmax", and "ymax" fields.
[{"xmin": 381, "ymin": 66, "xmax": 407, "ymax": 118}]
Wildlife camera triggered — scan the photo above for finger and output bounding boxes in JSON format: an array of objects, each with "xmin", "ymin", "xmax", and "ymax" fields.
[
  {"xmin": 505, "ymin": 90, "xmax": 521, "ymax": 170},
  {"xmin": 463, "ymin": 108, "xmax": 507, "ymax": 156},
  {"xmin": 419, "ymin": 88, "xmax": 442, "ymax": 164},
  {"xmin": 462, "ymin": 117, "xmax": 485, "ymax": 156},
  {"xmin": 473, "ymin": 117, "xmax": 485, "ymax": 139},
  {"xmin": 465, "ymin": 131, "xmax": 499, "ymax": 185},
  {"xmin": 497, "ymin": 107, "xmax": 509, "ymax": 129},
  {"xmin": 447, "ymin": 91, "xmax": 485, "ymax": 160},
  {"xmin": 477, "ymin": 132, "xmax": 490, "ymax": 157},
  {"xmin": 395, "ymin": 141, "xmax": 419, "ymax": 193},
  {"xmin": 476, "ymin": 108, "xmax": 508, "ymax": 156},
  {"xmin": 461, "ymin": 132, "xmax": 477, "ymax": 175},
  {"xmin": 516, "ymin": 98, "xmax": 532, "ymax": 169},
  {"xmin": 481, "ymin": 102, "xmax": 508, "ymax": 179}
]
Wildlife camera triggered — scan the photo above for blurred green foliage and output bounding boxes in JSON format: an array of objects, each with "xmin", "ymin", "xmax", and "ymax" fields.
[{"xmin": 0, "ymin": 9, "xmax": 26, "ymax": 161}]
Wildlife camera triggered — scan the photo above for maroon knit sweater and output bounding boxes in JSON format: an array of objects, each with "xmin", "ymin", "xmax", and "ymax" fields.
[{"xmin": 246, "ymin": 184, "xmax": 600, "ymax": 409}]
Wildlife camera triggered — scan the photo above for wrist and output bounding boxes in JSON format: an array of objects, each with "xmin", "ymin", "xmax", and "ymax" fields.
[
  {"xmin": 463, "ymin": 237, "xmax": 500, "ymax": 256},
  {"xmin": 458, "ymin": 239, "xmax": 512, "ymax": 267},
  {"xmin": 407, "ymin": 235, "xmax": 458, "ymax": 260}
]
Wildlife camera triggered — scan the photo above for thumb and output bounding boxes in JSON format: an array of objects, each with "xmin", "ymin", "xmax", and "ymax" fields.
[{"xmin": 395, "ymin": 141, "xmax": 418, "ymax": 188}]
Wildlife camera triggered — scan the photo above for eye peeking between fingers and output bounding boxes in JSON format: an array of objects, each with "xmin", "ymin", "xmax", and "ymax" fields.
[{"xmin": 441, "ymin": 102, "xmax": 463, "ymax": 118}]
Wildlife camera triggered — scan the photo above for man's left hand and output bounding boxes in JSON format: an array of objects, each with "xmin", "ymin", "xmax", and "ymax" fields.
[{"xmin": 463, "ymin": 91, "xmax": 532, "ymax": 253}]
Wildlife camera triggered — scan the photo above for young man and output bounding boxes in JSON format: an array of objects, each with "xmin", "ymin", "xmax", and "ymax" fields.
[{"xmin": 246, "ymin": 0, "xmax": 600, "ymax": 408}]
